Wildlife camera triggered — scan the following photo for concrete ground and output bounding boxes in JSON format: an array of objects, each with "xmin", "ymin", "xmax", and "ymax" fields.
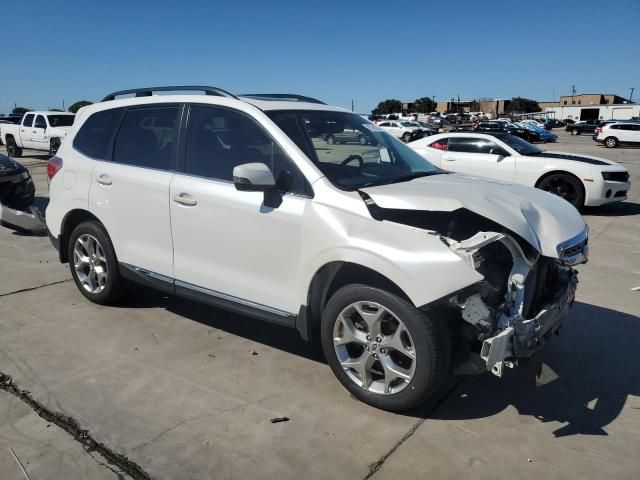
[{"xmin": 0, "ymin": 131, "xmax": 638, "ymax": 479}]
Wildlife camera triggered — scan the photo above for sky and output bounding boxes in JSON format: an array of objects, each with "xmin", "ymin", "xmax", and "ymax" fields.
[{"xmin": 2, "ymin": 0, "xmax": 639, "ymax": 114}]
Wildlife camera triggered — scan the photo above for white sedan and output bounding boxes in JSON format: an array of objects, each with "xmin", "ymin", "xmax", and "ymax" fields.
[
  {"xmin": 377, "ymin": 120, "xmax": 420, "ymax": 142},
  {"xmin": 409, "ymin": 132, "xmax": 630, "ymax": 208}
]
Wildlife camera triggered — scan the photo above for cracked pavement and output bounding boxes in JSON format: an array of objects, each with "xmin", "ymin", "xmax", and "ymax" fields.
[{"xmin": 1, "ymin": 134, "xmax": 639, "ymax": 479}]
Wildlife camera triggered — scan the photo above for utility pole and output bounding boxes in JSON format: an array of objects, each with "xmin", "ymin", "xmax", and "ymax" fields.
[
  {"xmin": 552, "ymin": 89, "xmax": 555, "ymax": 102},
  {"xmin": 571, "ymin": 85, "xmax": 576, "ymax": 104},
  {"xmin": 62, "ymin": 99, "xmax": 65, "ymax": 111},
  {"xmin": 630, "ymin": 88, "xmax": 635, "ymax": 103},
  {"xmin": 351, "ymin": 99, "xmax": 354, "ymax": 112}
]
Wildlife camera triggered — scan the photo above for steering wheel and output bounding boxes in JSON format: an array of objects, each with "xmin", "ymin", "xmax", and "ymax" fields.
[{"xmin": 341, "ymin": 155, "xmax": 364, "ymax": 168}]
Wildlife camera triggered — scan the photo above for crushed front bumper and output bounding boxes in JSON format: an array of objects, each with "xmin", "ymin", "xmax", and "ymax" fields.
[{"xmin": 480, "ymin": 267, "xmax": 577, "ymax": 376}]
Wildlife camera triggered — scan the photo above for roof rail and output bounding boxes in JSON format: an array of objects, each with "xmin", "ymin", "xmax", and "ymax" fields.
[
  {"xmin": 240, "ymin": 93, "xmax": 326, "ymax": 105},
  {"xmin": 101, "ymin": 85, "xmax": 237, "ymax": 102}
]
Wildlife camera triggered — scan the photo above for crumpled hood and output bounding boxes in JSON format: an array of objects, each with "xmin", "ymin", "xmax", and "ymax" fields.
[
  {"xmin": 48, "ymin": 126, "xmax": 72, "ymax": 137},
  {"xmin": 361, "ymin": 173, "xmax": 586, "ymax": 258}
]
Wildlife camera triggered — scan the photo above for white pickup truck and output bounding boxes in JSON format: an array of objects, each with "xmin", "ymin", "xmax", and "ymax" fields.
[{"xmin": 1, "ymin": 111, "xmax": 75, "ymax": 156}]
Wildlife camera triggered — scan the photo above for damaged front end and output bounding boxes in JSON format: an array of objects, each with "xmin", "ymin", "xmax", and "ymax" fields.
[
  {"xmin": 359, "ymin": 192, "xmax": 588, "ymax": 377},
  {"xmin": 445, "ymin": 230, "xmax": 584, "ymax": 376}
]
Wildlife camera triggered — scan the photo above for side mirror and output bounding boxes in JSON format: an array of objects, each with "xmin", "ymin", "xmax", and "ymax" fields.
[
  {"xmin": 490, "ymin": 148, "xmax": 508, "ymax": 156},
  {"xmin": 233, "ymin": 163, "xmax": 276, "ymax": 192}
]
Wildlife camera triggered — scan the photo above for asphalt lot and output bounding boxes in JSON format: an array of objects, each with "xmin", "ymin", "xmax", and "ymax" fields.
[{"xmin": 1, "ymin": 130, "xmax": 639, "ymax": 479}]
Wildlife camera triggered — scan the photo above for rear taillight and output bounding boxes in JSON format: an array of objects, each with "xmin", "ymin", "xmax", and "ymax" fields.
[{"xmin": 47, "ymin": 156, "xmax": 63, "ymax": 180}]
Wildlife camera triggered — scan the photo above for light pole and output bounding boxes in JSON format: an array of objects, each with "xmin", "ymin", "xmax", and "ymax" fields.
[{"xmin": 630, "ymin": 88, "xmax": 635, "ymax": 103}]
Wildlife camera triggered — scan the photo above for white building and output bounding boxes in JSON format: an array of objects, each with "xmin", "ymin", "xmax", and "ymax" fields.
[{"xmin": 544, "ymin": 104, "xmax": 640, "ymax": 122}]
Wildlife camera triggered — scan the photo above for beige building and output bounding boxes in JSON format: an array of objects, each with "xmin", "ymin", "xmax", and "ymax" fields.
[
  {"xmin": 436, "ymin": 99, "xmax": 511, "ymax": 115},
  {"xmin": 557, "ymin": 93, "xmax": 629, "ymax": 106}
]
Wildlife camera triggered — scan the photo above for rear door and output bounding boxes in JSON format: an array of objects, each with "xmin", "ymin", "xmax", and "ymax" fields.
[
  {"xmin": 442, "ymin": 137, "xmax": 515, "ymax": 181},
  {"xmin": 89, "ymin": 104, "xmax": 182, "ymax": 278},
  {"xmin": 31, "ymin": 115, "xmax": 49, "ymax": 150}
]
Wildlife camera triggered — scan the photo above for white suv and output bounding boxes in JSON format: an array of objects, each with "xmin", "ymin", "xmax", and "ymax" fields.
[
  {"xmin": 46, "ymin": 86, "xmax": 588, "ymax": 411},
  {"xmin": 594, "ymin": 122, "xmax": 640, "ymax": 148}
]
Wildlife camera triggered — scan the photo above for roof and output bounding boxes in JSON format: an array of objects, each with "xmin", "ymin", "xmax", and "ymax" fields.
[{"xmin": 25, "ymin": 111, "xmax": 74, "ymax": 115}]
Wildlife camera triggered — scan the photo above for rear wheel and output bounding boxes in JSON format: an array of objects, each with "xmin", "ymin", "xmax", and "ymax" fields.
[
  {"xmin": 604, "ymin": 136, "xmax": 618, "ymax": 148},
  {"xmin": 49, "ymin": 138, "xmax": 61, "ymax": 155},
  {"xmin": 326, "ymin": 134, "xmax": 336, "ymax": 145},
  {"xmin": 68, "ymin": 221, "xmax": 124, "ymax": 305},
  {"xmin": 537, "ymin": 173, "xmax": 584, "ymax": 209},
  {"xmin": 571, "ymin": 129, "xmax": 580, "ymax": 136},
  {"xmin": 358, "ymin": 135, "xmax": 368, "ymax": 145},
  {"xmin": 402, "ymin": 132, "xmax": 412, "ymax": 143},
  {"xmin": 321, "ymin": 284, "xmax": 448, "ymax": 412},
  {"xmin": 5, "ymin": 137, "xmax": 22, "ymax": 157}
]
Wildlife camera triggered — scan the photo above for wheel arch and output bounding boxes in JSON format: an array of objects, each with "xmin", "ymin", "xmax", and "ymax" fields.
[
  {"xmin": 296, "ymin": 261, "xmax": 412, "ymax": 341},
  {"xmin": 58, "ymin": 209, "xmax": 104, "ymax": 263}
]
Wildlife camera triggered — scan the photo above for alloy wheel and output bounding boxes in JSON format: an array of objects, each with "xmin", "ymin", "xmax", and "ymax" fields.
[
  {"xmin": 333, "ymin": 301, "xmax": 416, "ymax": 395},
  {"xmin": 541, "ymin": 178, "xmax": 578, "ymax": 204},
  {"xmin": 73, "ymin": 234, "xmax": 108, "ymax": 294}
]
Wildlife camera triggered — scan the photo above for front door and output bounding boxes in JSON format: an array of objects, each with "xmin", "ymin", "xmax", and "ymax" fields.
[
  {"xmin": 170, "ymin": 104, "xmax": 309, "ymax": 314},
  {"xmin": 31, "ymin": 115, "xmax": 49, "ymax": 150},
  {"xmin": 442, "ymin": 136, "xmax": 515, "ymax": 182}
]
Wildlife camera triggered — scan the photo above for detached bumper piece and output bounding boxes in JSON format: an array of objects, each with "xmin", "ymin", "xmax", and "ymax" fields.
[
  {"xmin": 481, "ymin": 268, "xmax": 577, "ymax": 376},
  {"xmin": 0, "ymin": 202, "xmax": 46, "ymax": 234}
]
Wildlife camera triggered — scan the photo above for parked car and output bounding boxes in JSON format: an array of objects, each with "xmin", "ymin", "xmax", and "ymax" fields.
[
  {"xmin": 324, "ymin": 129, "xmax": 371, "ymax": 145},
  {"xmin": 409, "ymin": 132, "xmax": 629, "ymax": 208},
  {"xmin": 460, "ymin": 121, "xmax": 541, "ymax": 143},
  {"xmin": 594, "ymin": 122, "xmax": 640, "ymax": 148},
  {"xmin": 0, "ymin": 153, "xmax": 35, "ymax": 210},
  {"xmin": 565, "ymin": 119, "xmax": 599, "ymax": 135},
  {"xmin": 47, "ymin": 86, "xmax": 589, "ymax": 412},
  {"xmin": 1, "ymin": 111, "xmax": 75, "ymax": 156},
  {"xmin": 377, "ymin": 120, "xmax": 421, "ymax": 142},
  {"xmin": 516, "ymin": 122, "xmax": 558, "ymax": 142}
]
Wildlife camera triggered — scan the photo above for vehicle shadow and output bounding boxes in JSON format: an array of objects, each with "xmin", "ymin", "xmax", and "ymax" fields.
[
  {"xmin": 583, "ymin": 201, "xmax": 640, "ymax": 217},
  {"xmin": 117, "ymin": 283, "xmax": 326, "ymax": 363},
  {"xmin": 407, "ymin": 302, "xmax": 640, "ymax": 437}
]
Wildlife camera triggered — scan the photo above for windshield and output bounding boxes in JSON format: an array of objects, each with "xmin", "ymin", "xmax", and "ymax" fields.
[
  {"xmin": 500, "ymin": 134, "xmax": 544, "ymax": 155},
  {"xmin": 266, "ymin": 110, "xmax": 441, "ymax": 190},
  {"xmin": 47, "ymin": 115, "xmax": 75, "ymax": 127}
]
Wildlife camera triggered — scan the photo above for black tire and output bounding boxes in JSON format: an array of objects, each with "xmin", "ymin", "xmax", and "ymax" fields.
[
  {"xmin": 326, "ymin": 134, "xmax": 336, "ymax": 145},
  {"xmin": 604, "ymin": 136, "xmax": 618, "ymax": 148},
  {"xmin": 571, "ymin": 129, "xmax": 580, "ymax": 136},
  {"xmin": 358, "ymin": 135, "xmax": 368, "ymax": 145},
  {"xmin": 537, "ymin": 173, "xmax": 585, "ymax": 209},
  {"xmin": 321, "ymin": 284, "xmax": 448, "ymax": 412},
  {"xmin": 5, "ymin": 137, "xmax": 22, "ymax": 157},
  {"xmin": 402, "ymin": 132, "xmax": 412, "ymax": 143},
  {"xmin": 68, "ymin": 221, "xmax": 124, "ymax": 305},
  {"xmin": 49, "ymin": 138, "xmax": 61, "ymax": 156}
]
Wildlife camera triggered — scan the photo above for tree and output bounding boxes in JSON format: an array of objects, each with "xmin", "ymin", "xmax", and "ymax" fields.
[
  {"xmin": 49, "ymin": 108, "xmax": 64, "ymax": 112},
  {"xmin": 413, "ymin": 97, "xmax": 436, "ymax": 113},
  {"xmin": 506, "ymin": 97, "xmax": 541, "ymax": 114},
  {"xmin": 12, "ymin": 107, "xmax": 30, "ymax": 114},
  {"xmin": 372, "ymin": 99, "xmax": 402, "ymax": 115},
  {"xmin": 68, "ymin": 100, "xmax": 93, "ymax": 113}
]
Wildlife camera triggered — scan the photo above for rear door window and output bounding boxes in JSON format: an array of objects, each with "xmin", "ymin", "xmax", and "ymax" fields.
[
  {"xmin": 73, "ymin": 108, "xmax": 124, "ymax": 159},
  {"xmin": 448, "ymin": 137, "xmax": 502, "ymax": 154},
  {"xmin": 113, "ymin": 106, "xmax": 180, "ymax": 170},
  {"xmin": 34, "ymin": 115, "xmax": 47, "ymax": 129},
  {"xmin": 429, "ymin": 138, "xmax": 448, "ymax": 150},
  {"xmin": 22, "ymin": 114, "xmax": 34, "ymax": 127}
]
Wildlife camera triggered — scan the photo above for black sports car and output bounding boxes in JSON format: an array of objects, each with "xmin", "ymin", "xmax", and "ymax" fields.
[
  {"xmin": 0, "ymin": 153, "xmax": 35, "ymax": 210},
  {"xmin": 456, "ymin": 122, "xmax": 541, "ymax": 143}
]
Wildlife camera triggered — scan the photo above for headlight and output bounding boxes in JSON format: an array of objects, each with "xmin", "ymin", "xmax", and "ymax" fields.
[{"xmin": 602, "ymin": 171, "xmax": 629, "ymax": 182}]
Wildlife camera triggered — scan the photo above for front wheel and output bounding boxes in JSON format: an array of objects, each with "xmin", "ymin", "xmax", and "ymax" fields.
[
  {"xmin": 68, "ymin": 221, "xmax": 124, "ymax": 305},
  {"xmin": 571, "ymin": 129, "xmax": 580, "ymax": 135},
  {"xmin": 321, "ymin": 285, "xmax": 448, "ymax": 412},
  {"xmin": 604, "ymin": 136, "xmax": 618, "ymax": 148},
  {"xmin": 326, "ymin": 134, "xmax": 336, "ymax": 145},
  {"xmin": 537, "ymin": 173, "xmax": 584, "ymax": 209},
  {"xmin": 402, "ymin": 132, "xmax": 412, "ymax": 142}
]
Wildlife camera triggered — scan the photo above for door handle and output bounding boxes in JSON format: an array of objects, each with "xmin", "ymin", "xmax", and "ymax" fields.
[
  {"xmin": 173, "ymin": 193, "xmax": 197, "ymax": 206},
  {"xmin": 442, "ymin": 155, "xmax": 456, "ymax": 162},
  {"xmin": 95, "ymin": 174, "xmax": 112, "ymax": 185}
]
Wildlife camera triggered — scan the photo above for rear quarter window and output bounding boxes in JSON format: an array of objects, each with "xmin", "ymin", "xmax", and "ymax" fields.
[
  {"xmin": 429, "ymin": 138, "xmax": 448, "ymax": 150},
  {"xmin": 73, "ymin": 108, "xmax": 124, "ymax": 159}
]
